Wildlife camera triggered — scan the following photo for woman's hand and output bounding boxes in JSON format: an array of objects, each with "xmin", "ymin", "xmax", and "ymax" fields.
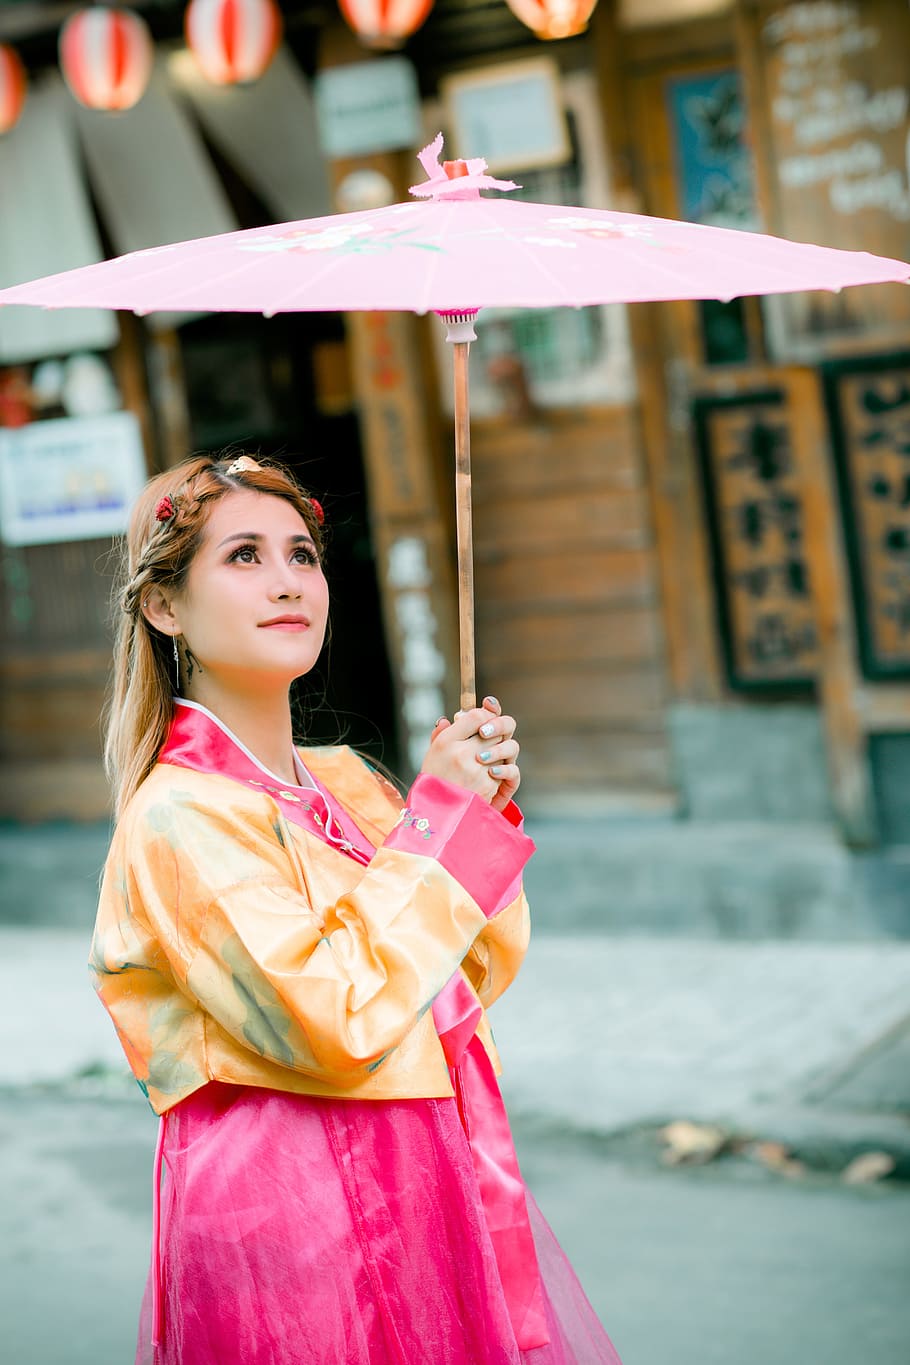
[{"xmin": 422, "ymin": 696, "xmax": 520, "ymax": 812}]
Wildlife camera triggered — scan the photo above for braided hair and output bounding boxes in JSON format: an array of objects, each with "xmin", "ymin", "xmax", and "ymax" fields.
[{"xmin": 104, "ymin": 454, "xmax": 325, "ymax": 818}]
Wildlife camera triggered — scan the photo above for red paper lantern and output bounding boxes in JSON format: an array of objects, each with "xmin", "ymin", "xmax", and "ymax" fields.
[
  {"xmin": 503, "ymin": 0, "xmax": 598, "ymax": 40},
  {"xmin": 0, "ymin": 45, "xmax": 27, "ymax": 135},
  {"xmin": 185, "ymin": 0, "xmax": 283, "ymax": 86},
  {"xmin": 58, "ymin": 7, "xmax": 154, "ymax": 112},
  {"xmin": 337, "ymin": 0, "xmax": 435, "ymax": 50}
]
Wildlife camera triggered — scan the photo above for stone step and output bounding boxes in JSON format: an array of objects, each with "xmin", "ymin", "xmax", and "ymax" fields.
[
  {"xmin": 524, "ymin": 819, "xmax": 910, "ymax": 939},
  {"xmin": 3, "ymin": 817, "xmax": 910, "ymax": 939}
]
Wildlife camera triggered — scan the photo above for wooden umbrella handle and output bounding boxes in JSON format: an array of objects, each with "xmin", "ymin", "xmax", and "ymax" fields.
[{"xmin": 453, "ymin": 338, "xmax": 476, "ymax": 711}]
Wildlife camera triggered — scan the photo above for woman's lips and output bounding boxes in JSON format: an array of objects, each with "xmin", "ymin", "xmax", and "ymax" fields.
[{"xmin": 259, "ymin": 621, "xmax": 310, "ymax": 631}]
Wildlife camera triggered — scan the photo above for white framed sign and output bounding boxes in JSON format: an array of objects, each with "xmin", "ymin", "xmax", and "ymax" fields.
[
  {"xmin": 441, "ymin": 57, "xmax": 570, "ymax": 174},
  {"xmin": 314, "ymin": 57, "xmax": 422, "ymax": 159},
  {"xmin": 0, "ymin": 410, "xmax": 147, "ymax": 546}
]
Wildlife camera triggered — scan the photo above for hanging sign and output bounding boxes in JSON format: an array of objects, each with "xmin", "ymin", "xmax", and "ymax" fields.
[
  {"xmin": 314, "ymin": 57, "xmax": 421, "ymax": 158},
  {"xmin": 441, "ymin": 58, "xmax": 570, "ymax": 174}
]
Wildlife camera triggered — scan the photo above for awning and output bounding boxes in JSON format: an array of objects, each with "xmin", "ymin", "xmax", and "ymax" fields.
[
  {"xmin": 73, "ymin": 59, "xmax": 239, "ymax": 332},
  {"xmin": 1, "ymin": 43, "xmax": 331, "ymax": 361},
  {"xmin": 167, "ymin": 44, "xmax": 331, "ymax": 224},
  {"xmin": 0, "ymin": 74, "xmax": 117, "ymax": 364}
]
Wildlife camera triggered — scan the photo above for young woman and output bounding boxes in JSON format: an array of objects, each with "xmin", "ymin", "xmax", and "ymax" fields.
[{"xmin": 93, "ymin": 452, "xmax": 623, "ymax": 1365}]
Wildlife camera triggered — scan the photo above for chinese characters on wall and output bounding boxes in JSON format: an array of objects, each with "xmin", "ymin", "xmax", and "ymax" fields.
[
  {"xmin": 756, "ymin": 0, "xmax": 910, "ymax": 350},
  {"xmin": 696, "ymin": 393, "xmax": 819, "ymax": 687},
  {"xmin": 826, "ymin": 356, "xmax": 910, "ymax": 676}
]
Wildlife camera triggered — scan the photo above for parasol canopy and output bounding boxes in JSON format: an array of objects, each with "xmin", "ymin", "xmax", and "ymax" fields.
[
  {"xmin": 0, "ymin": 152, "xmax": 907, "ymax": 316},
  {"xmin": 2, "ymin": 134, "xmax": 908, "ymax": 708}
]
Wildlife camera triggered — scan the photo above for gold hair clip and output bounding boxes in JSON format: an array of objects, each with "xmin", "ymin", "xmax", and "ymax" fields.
[{"xmin": 225, "ymin": 456, "xmax": 262, "ymax": 476}]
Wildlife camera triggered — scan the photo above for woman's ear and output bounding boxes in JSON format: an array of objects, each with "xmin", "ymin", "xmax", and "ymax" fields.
[{"xmin": 141, "ymin": 586, "xmax": 181, "ymax": 638}]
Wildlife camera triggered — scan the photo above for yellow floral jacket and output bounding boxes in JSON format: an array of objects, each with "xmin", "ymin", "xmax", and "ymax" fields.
[{"xmin": 91, "ymin": 701, "xmax": 534, "ymax": 1115}]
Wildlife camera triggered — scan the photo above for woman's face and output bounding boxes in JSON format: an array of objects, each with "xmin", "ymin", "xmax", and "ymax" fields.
[{"xmin": 170, "ymin": 488, "xmax": 329, "ymax": 689}]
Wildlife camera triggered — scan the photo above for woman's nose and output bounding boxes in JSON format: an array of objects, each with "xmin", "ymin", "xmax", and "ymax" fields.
[{"xmin": 269, "ymin": 567, "xmax": 302, "ymax": 600}]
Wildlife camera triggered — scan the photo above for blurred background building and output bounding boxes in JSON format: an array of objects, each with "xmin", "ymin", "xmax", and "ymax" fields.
[{"xmin": 1, "ymin": 0, "xmax": 909, "ymax": 921}]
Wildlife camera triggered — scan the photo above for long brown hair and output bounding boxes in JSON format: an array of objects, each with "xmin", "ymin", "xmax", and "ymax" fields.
[{"xmin": 104, "ymin": 454, "xmax": 325, "ymax": 820}]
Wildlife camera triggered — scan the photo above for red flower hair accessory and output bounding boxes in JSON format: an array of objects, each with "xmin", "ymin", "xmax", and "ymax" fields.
[
  {"xmin": 308, "ymin": 497, "xmax": 325, "ymax": 527},
  {"xmin": 155, "ymin": 494, "xmax": 176, "ymax": 523}
]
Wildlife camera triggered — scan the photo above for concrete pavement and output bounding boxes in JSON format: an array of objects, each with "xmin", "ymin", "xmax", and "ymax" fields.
[
  {"xmin": 493, "ymin": 937, "xmax": 910, "ymax": 1173},
  {"xmin": 2, "ymin": 1087, "xmax": 909, "ymax": 1365},
  {"xmin": 3, "ymin": 820, "xmax": 909, "ymax": 1365},
  {"xmin": 3, "ymin": 926, "xmax": 910, "ymax": 1174}
]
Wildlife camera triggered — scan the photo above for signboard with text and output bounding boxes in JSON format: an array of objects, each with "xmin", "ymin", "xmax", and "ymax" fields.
[
  {"xmin": 695, "ymin": 391, "xmax": 820, "ymax": 688},
  {"xmin": 0, "ymin": 411, "xmax": 147, "ymax": 546},
  {"xmin": 314, "ymin": 58, "xmax": 422, "ymax": 159}
]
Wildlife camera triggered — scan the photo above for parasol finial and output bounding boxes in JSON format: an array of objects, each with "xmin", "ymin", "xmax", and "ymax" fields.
[{"xmin": 409, "ymin": 133, "xmax": 519, "ymax": 201}]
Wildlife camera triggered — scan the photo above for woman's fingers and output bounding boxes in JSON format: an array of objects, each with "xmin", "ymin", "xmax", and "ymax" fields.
[
  {"xmin": 475, "ymin": 738, "xmax": 520, "ymax": 768},
  {"xmin": 420, "ymin": 700, "xmax": 520, "ymax": 804},
  {"xmin": 445, "ymin": 707, "xmax": 504, "ymax": 742},
  {"xmin": 490, "ymin": 768, "xmax": 521, "ymax": 812}
]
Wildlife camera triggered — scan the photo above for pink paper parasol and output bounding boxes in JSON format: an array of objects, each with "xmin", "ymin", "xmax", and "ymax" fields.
[{"xmin": 2, "ymin": 133, "xmax": 908, "ymax": 705}]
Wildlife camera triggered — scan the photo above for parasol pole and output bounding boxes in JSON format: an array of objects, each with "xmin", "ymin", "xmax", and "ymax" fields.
[{"xmin": 440, "ymin": 310, "xmax": 479, "ymax": 711}]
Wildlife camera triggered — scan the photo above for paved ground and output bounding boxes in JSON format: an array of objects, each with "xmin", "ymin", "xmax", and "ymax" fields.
[
  {"xmin": 5, "ymin": 926, "xmax": 910, "ymax": 1173},
  {"xmin": 3, "ymin": 823, "xmax": 910, "ymax": 1362},
  {"xmin": 492, "ymin": 937, "xmax": 910, "ymax": 1171},
  {"xmin": 1, "ymin": 1087, "xmax": 908, "ymax": 1365}
]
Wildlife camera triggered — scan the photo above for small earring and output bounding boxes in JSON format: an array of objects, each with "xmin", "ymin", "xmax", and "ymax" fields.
[{"xmin": 172, "ymin": 635, "xmax": 180, "ymax": 692}]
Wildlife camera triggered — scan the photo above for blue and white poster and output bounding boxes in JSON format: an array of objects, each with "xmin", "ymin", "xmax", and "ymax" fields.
[{"xmin": 666, "ymin": 70, "xmax": 758, "ymax": 230}]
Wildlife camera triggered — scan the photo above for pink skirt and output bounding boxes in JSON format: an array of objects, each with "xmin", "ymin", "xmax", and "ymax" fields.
[{"xmin": 138, "ymin": 1083, "xmax": 623, "ymax": 1365}]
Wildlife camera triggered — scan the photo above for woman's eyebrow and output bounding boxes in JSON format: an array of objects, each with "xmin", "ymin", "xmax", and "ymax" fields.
[{"xmin": 216, "ymin": 532, "xmax": 317, "ymax": 549}]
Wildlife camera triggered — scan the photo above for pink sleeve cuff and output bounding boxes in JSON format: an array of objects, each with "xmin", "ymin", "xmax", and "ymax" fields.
[
  {"xmin": 489, "ymin": 801, "xmax": 525, "ymax": 915},
  {"xmin": 383, "ymin": 775, "xmax": 535, "ymax": 918}
]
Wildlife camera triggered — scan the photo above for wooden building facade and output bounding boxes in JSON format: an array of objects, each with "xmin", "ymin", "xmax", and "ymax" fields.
[
  {"xmin": 403, "ymin": 0, "xmax": 910, "ymax": 838},
  {"xmin": 1, "ymin": 0, "xmax": 909, "ymax": 842}
]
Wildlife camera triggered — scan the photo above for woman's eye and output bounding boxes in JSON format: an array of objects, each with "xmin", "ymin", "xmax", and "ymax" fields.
[{"xmin": 227, "ymin": 544, "xmax": 319, "ymax": 566}]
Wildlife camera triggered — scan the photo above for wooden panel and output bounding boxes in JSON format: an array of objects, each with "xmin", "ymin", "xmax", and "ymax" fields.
[
  {"xmin": 787, "ymin": 366, "xmax": 877, "ymax": 844},
  {"xmin": 0, "ymin": 759, "xmax": 110, "ymax": 822},
  {"xmin": 2, "ymin": 536, "xmax": 117, "ymax": 655},
  {"xmin": 472, "ymin": 410, "xmax": 644, "ymax": 495},
  {"xmin": 520, "ymin": 729, "xmax": 673, "ymax": 788},
  {"xmin": 823, "ymin": 353, "xmax": 910, "ymax": 678},
  {"xmin": 0, "ymin": 648, "xmax": 110, "ymax": 683},
  {"xmin": 738, "ymin": 0, "xmax": 910, "ymax": 353},
  {"xmin": 476, "ymin": 547, "xmax": 657, "ymax": 611},
  {"xmin": 623, "ymin": 11, "xmax": 735, "ymax": 65},
  {"xmin": 3, "ymin": 684, "xmax": 106, "ymax": 760},
  {"xmin": 476, "ymin": 605, "xmax": 664, "ymax": 668},
  {"xmin": 474, "ymin": 487, "xmax": 649, "ymax": 554},
  {"xmin": 468, "ymin": 316, "xmax": 672, "ymax": 791},
  {"xmin": 481, "ymin": 667, "xmax": 666, "ymax": 729}
]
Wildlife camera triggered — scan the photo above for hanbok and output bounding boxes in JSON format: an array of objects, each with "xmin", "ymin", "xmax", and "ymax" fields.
[{"xmin": 93, "ymin": 700, "xmax": 623, "ymax": 1364}]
